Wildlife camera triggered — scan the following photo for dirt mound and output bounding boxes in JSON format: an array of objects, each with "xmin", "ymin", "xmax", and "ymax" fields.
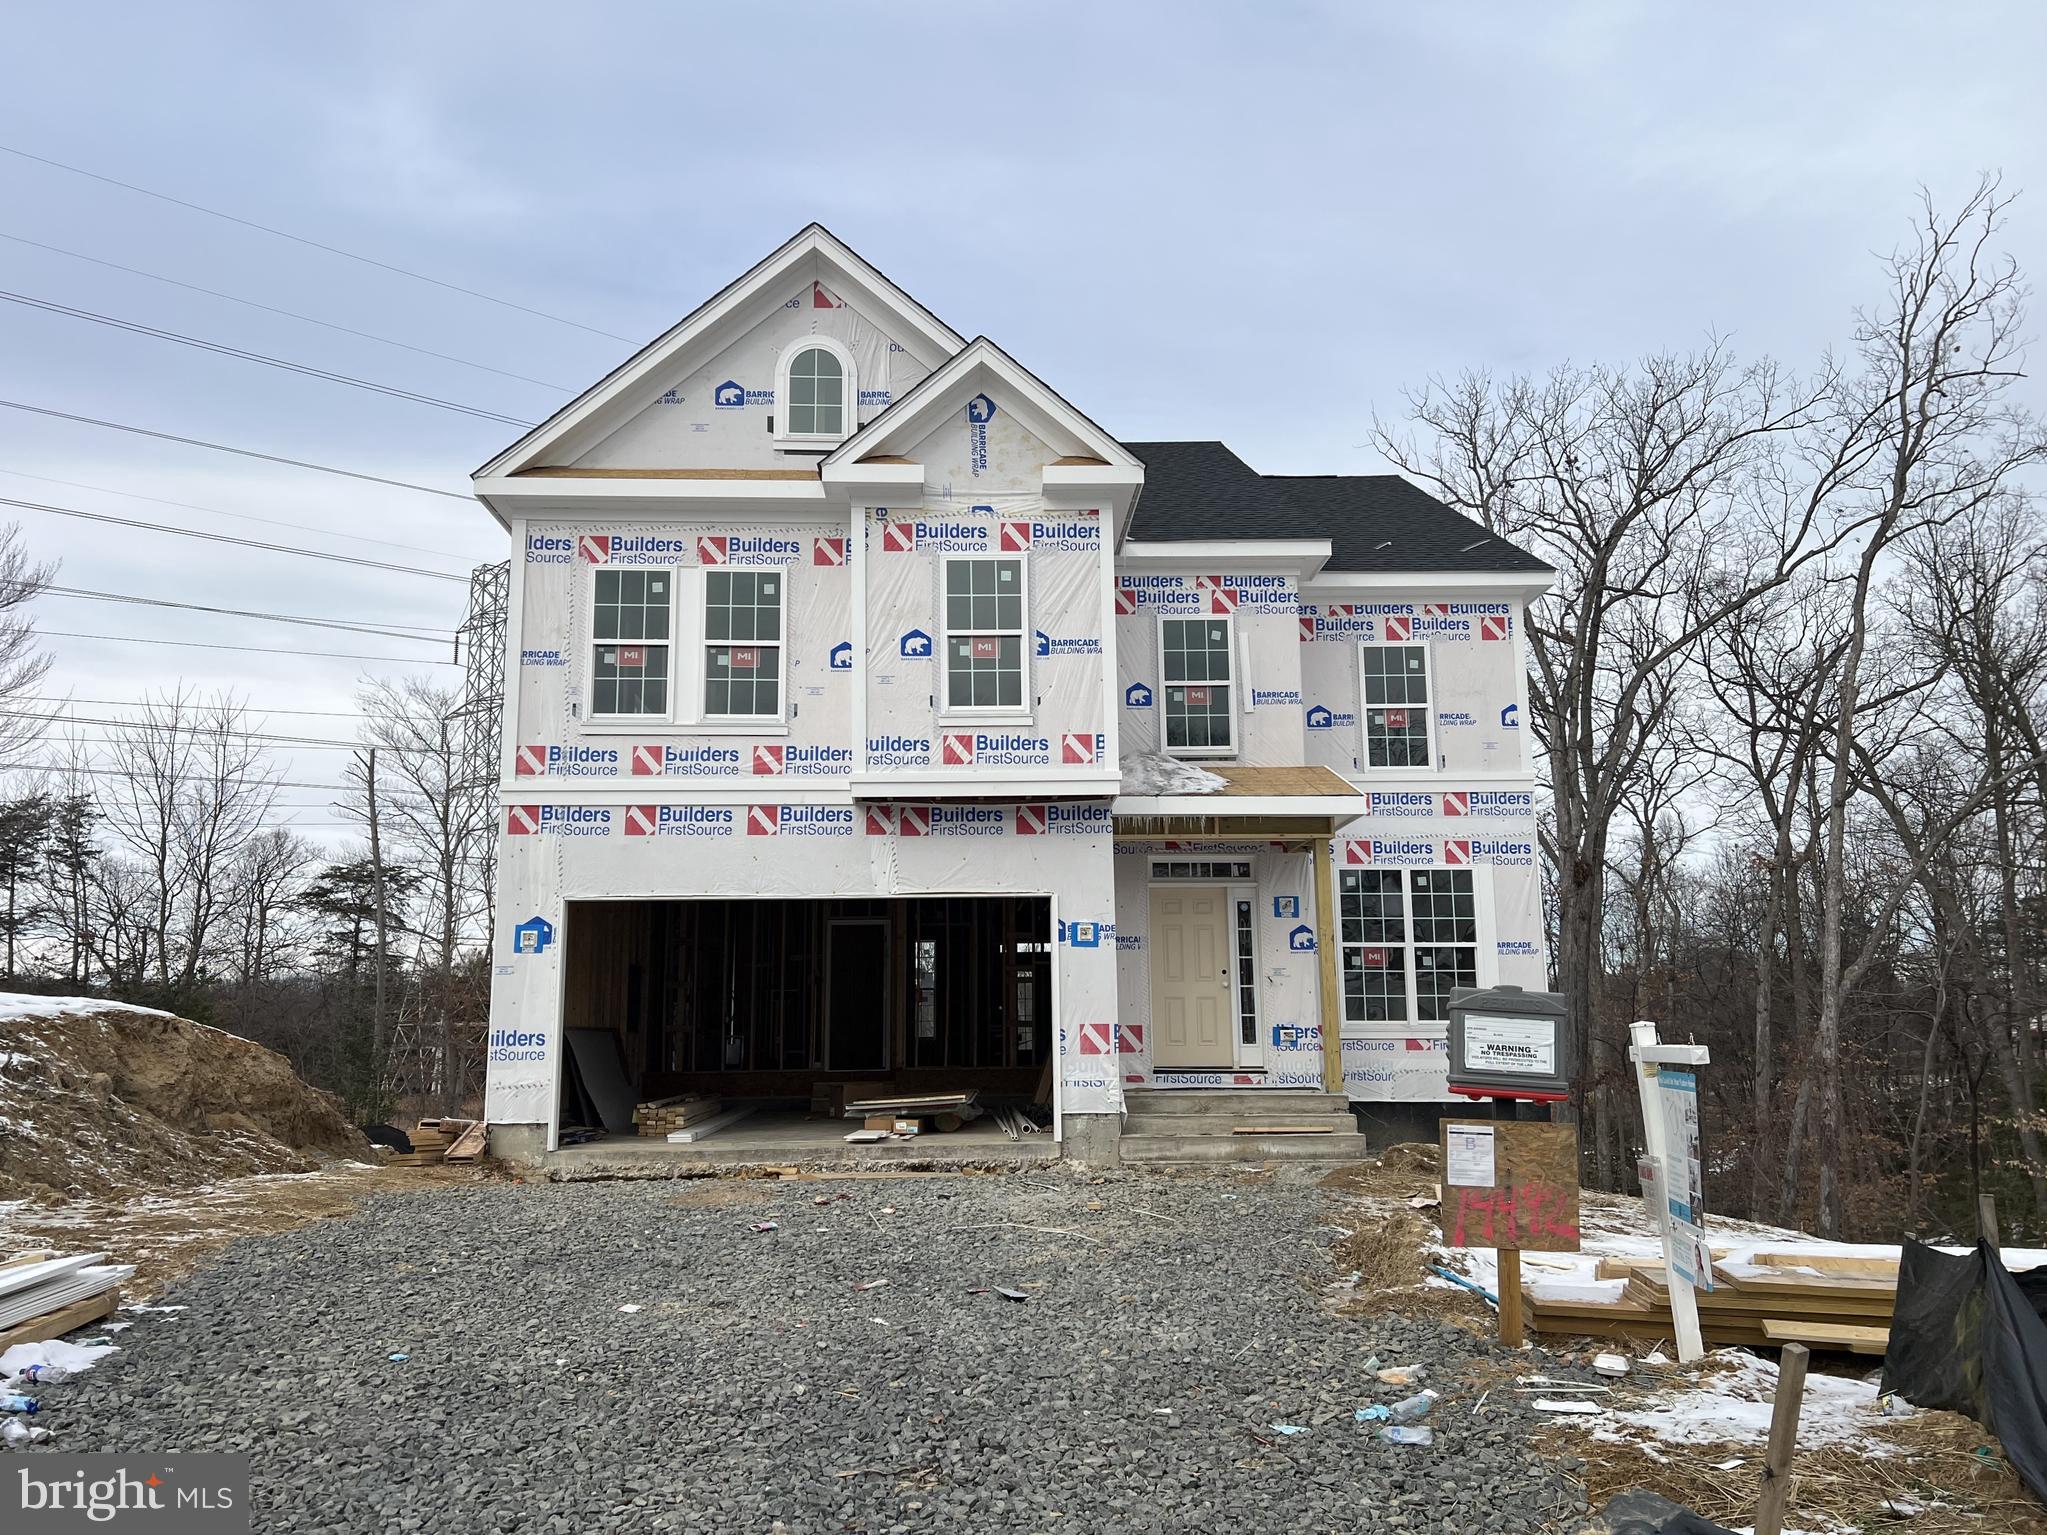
[{"xmin": 0, "ymin": 994, "xmax": 371, "ymax": 1203}]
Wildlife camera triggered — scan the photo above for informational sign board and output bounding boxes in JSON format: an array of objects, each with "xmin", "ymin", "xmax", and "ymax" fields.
[
  {"xmin": 1437, "ymin": 1119, "xmax": 1582, "ymax": 1253},
  {"xmin": 1656, "ymin": 1066, "xmax": 1713, "ymax": 1290},
  {"xmin": 1445, "ymin": 985, "xmax": 1573, "ymax": 1099},
  {"xmin": 1463, "ymin": 1014, "xmax": 1555, "ymax": 1075}
]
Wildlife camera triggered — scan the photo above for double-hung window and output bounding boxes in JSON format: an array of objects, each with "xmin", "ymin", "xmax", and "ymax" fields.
[
  {"xmin": 591, "ymin": 568, "xmax": 672, "ymax": 717},
  {"xmin": 1161, "ymin": 616, "xmax": 1234, "ymax": 754},
  {"xmin": 1338, "ymin": 867, "xmax": 1480, "ymax": 1023},
  {"xmin": 1360, "ymin": 641, "xmax": 1433, "ymax": 769},
  {"xmin": 943, "ymin": 556, "xmax": 1025, "ymax": 711},
  {"xmin": 704, "ymin": 570, "xmax": 783, "ymax": 718}
]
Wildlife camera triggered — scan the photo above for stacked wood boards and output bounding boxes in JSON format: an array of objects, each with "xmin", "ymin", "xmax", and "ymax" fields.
[{"xmin": 1526, "ymin": 1252, "xmax": 1898, "ymax": 1354}]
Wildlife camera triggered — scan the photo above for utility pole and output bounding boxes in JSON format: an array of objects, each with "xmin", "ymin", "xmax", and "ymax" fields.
[{"xmin": 363, "ymin": 746, "xmax": 390, "ymax": 1104}]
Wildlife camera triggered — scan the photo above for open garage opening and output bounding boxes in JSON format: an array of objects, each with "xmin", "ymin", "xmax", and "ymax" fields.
[{"xmin": 556, "ymin": 896, "xmax": 1055, "ymax": 1152}]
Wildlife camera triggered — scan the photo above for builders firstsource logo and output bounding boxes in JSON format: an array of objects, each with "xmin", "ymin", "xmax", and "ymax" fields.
[
  {"xmin": 1362, "ymin": 790, "xmax": 1435, "ymax": 819},
  {"xmin": 621, "ymin": 804, "xmax": 736, "ymax": 839},
  {"xmin": 1015, "ymin": 803, "xmax": 1113, "ymax": 836},
  {"xmin": 629, "ymin": 744, "xmax": 744, "ymax": 777},
  {"xmin": 576, "ymin": 534, "xmax": 692, "ymax": 567},
  {"xmin": 749, "ymin": 744, "xmax": 854, "ymax": 777},
  {"xmin": 936, "ymin": 732, "xmax": 1052, "ymax": 768},
  {"xmin": 1441, "ymin": 790, "xmax": 1536, "ymax": 819},
  {"xmin": 744, "ymin": 805, "xmax": 856, "ymax": 838},
  {"xmin": 514, "ymin": 744, "xmax": 620, "ymax": 779},
  {"xmin": 867, "ymin": 734, "xmax": 930, "ymax": 770},
  {"xmin": 1341, "ymin": 836, "xmax": 1437, "ymax": 867},
  {"xmin": 1116, "ymin": 574, "xmax": 1297, "ymax": 614},
  {"xmin": 505, "ymin": 805, "xmax": 613, "ymax": 838}
]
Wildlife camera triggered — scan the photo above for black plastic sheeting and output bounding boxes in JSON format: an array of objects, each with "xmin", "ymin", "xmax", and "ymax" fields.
[
  {"xmin": 1882, "ymin": 1238, "xmax": 2047, "ymax": 1500},
  {"xmin": 1571, "ymin": 1492, "xmax": 1737, "ymax": 1535}
]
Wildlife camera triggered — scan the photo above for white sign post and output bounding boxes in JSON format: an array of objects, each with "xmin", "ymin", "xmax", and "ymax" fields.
[{"xmin": 1629, "ymin": 1019, "xmax": 1712, "ymax": 1363}]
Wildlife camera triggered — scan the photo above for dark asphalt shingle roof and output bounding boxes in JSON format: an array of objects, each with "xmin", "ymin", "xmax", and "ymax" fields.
[{"xmin": 1122, "ymin": 440, "xmax": 1552, "ymax": 575}]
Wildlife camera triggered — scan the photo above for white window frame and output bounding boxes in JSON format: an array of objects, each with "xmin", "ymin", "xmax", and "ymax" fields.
[
  {"xmin": 772, "ymin": 335, "xmax": 857, "ymax": 448},
  {"xmin": 1356, "ymin": 637, "xmax": 1438, "ymax": 773},
  {"xmin": 1336, "ymin": 862, "xmax": 1497, "ymax": 1027},
  {"xmin": 586, "ymin": 563, "xmax": 678, "ymax": 724},
  {"xmin": 1157, "ymin": 611, "xmax": 1237, "ymax": 759},
  {"xmin": 939, "ymin": 553, "xmax": 1031, "ymax": 719},
  {"xmin": 702, "ymin": 566, "xmax": 788, "ymax": 724},
  {"xmin": 1228, "ymin": 881, "xmax": 1265, "ymax": 1070}
]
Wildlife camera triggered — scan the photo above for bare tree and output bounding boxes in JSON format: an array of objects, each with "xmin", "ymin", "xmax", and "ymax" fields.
[
  {"xmin": 0, "ymin": 522, "xmax": 57, "ymax": 762},
  {"xmin": 1375, "ymin": 346, "xmax": 1854, "ymax": 1178},
  {"xmin": 355, "ymin": 676, "xmax": 489, "ymax": 1112},
  {"xmin": 1806, "ymin": 180, "xmax": 2047, "ymax": 1234}
]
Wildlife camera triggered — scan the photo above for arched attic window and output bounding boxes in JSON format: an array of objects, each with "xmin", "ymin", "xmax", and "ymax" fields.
[{"xmin": 776, "ymin": 337, "xmax": 855, "ymax": 444}]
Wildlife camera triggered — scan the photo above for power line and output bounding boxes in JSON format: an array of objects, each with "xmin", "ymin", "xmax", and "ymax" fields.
[
  {"xmin": 2, "ymin": 494, "xmax": 470, "ymax": 582},
  {"xmin": 0, "ymin": 759, "xmax": 347, "ymax": 790},
  {"xmin": 0, "ymin": 399, "xmax": 474, "ymax": 501},
  {"xmin": 31, "ymin": 628, "xmax": 459, "ymax": 664},
  {"xmin": 38, "ymin": 585, "xmax": 454, "ymax": 644},
  {"xmin": 0, "ymin": 290, "xmax": 536, "ymax": 428},
  {"xmin": 14, "ymin": 693, "xmax": 368, "ymax": 719},
  {"xmin": 0, "ymin": 468, "xmax": 473, "ymax": 561},
  {"xmin": 0, "ymin": 142, "xmax": 635, "ymax": 343},
  {"xmin": 0, "ymin": 231, "xmax": 575, "ymax": 391}
]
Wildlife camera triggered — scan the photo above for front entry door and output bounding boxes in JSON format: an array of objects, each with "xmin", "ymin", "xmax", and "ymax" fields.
[{"xmin": 1148, "ymin": 887, "xmax": 1234, "ymax": 1069}]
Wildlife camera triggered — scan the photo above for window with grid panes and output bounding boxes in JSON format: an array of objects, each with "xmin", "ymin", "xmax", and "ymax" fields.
[
  {"xmin": 1234, "ymin": 898, "xmax": 1258, "ymax": 1045},
  {"xmin": 1409, "ymin": 869, "xmax": 1479, "ymax": 1019},
  {"xmin": 1339, "ymin": 867, "xmax": 1480, "ymax": 1023},
  {"xmin": 1161, "ymin": 616, "xmax": 1234, "ymax": 752},
  {"xmin": 704, "ymin": 570, "xmax": 783, "ymax": 717},
  {"xmin": 1361, "ymin": 643, "xmax": 1431, "ymax": 768},
  {"xmin": 590, "ymin": 568, "xmax": 672, "ymax": 717},
  {"xmin": 944, "ymin": 557, "xmax": 1024, "ymax": 710},
  {"xmin": 785, "ymin": 346, "xmax": 845, "ymax": 436}
]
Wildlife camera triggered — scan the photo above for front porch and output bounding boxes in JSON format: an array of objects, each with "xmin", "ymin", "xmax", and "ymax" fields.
[{"xmin": 1107, "ymin": 764, "xmax": 1372, "ymax": 1164}]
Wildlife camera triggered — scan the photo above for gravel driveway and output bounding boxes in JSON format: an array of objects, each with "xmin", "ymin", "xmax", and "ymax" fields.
[{"xmin": 24, "ymin": 1169, "xmax": 1589, "ymax": 1533}]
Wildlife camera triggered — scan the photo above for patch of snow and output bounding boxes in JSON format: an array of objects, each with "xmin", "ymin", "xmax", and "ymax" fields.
[
  {"xmin": 0, "ymin": 992, "xmax": 173, "ymax": 1023},
  {"xmin": 1605, "ymin": 1350, "xmax": 1890, "ymax": 1450},
  {"xmin": 1119, "ymin": 753, "xmax": 1229, "ymax": 796}
]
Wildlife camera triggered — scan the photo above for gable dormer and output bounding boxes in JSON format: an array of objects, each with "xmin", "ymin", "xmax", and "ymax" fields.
[{"xmin": 473, "ymin": 226, "xmax": 966, "ymax": 514}]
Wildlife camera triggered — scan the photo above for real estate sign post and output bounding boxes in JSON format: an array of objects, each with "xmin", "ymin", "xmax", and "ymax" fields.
[{"xmin": 1628, "ymin": 1019, "xmax": 1713, "ymax": 1362}]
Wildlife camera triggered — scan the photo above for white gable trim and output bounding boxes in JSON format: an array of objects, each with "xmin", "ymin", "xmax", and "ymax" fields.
[
  {"xmin": 820, "ymin": 337, "xmax": 1142, "ymax": 478},
  {"xmin": 474, "ymin": 225, "xmax": 966, "ymax": 480}
]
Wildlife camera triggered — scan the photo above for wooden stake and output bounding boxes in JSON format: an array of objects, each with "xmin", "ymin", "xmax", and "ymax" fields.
[
  {"xmin": 1753, "ymin": 1341, "xmax": 1810, "ymax": 1535},
  {"xmin": 1979, "ymin": 1193, "xmax": 2000, "ymax": 1251},
  {"xmin": 1497, "ymin": 1247, "xmax": 1524, "ymax": 1346}
]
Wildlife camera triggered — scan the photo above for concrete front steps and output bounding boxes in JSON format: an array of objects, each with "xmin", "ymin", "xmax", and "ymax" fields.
[{"xmin": 1117, "ymin": 1088, "xmax": 1369, "ymax": 1165}]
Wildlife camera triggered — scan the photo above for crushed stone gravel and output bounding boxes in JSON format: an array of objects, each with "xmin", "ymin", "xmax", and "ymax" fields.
[{"xmin": 17, "ymin": 1168, "xmax": 1592, "ymax": 1532}]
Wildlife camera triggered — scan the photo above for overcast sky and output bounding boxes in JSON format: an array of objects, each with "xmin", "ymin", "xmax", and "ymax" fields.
[{"xmin": 2, "ymin": 2, "xmax": 2042, "ymax": 844}]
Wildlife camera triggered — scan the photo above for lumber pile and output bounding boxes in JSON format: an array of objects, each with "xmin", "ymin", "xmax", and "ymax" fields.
[
  {"xmin": 0, "ymin": 1251, "xmax": 135, "ymax": 1349},
  {"xmin": 387, "ymin": 1117, "xmax": 481, "ymax": 1166},
  {"xmin": 843, "ymin": 1090, "xmax": 981, "ymax": 1138},
  {"xmin": 1527, "ymin": 1251, "xmax": 1898, "ymax": 1355},
  {"xmin": 633, "ymin": 1095, "xmax": 723, "ymax": 1137}
]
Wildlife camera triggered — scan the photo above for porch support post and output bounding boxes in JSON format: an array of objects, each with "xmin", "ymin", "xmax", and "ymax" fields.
[{"xmin": 1312, "ymin": 831, "xmax": 1342, "ymax": 1094}]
